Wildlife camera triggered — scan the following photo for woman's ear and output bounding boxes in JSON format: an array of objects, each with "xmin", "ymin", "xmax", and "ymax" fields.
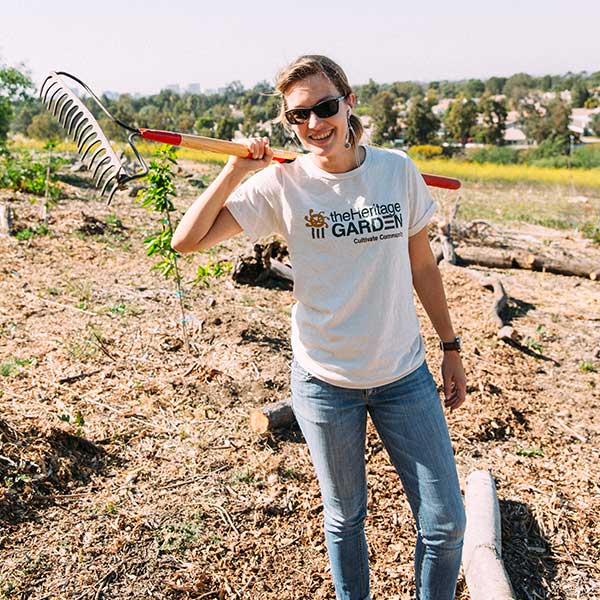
[{"xmin": 347, "ymin": 92, "xmax": 357, "ymax": 110}]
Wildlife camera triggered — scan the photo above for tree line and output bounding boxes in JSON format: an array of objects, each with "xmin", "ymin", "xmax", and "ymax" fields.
[{"xmin": 2, "ymin": 62, "xmax": 600, "ymax": 158}]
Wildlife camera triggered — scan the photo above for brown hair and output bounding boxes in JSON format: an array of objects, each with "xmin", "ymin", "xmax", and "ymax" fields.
[{"xmin": 274, "ymin": 55, "xmax": 364, "ymax": 149}]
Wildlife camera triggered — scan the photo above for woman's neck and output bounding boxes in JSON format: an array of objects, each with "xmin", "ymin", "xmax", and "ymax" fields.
[{"xmin": 310, "ymin": 146, "xmax": 366, "ymax": 174}]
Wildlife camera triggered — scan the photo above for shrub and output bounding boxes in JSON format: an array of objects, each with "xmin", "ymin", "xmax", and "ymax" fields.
[
  {"xmin": 525, "ymin": 137, "xmax": 569, "ymax": 162},
  {"xmin": 524, "ymin": 144, "xmax": 600, "ymax": 169},
  {"xmin": 467, "ymin": 145, "xmax": 522, "ymax": 165},
  {"xmin": 570, "ymin": 144, "xmax": 600, "ymax": 169},
  {"xmin": 0, "ymin": 150, "xmax": 61, "ymax": 197},
  {"xmin": 407, "ymin": 145, "xmax": 443, "ymax": 160}
]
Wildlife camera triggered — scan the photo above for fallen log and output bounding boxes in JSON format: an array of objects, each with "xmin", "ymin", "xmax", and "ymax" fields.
[
  {"xmin": 456, "ymin": 246, "xmax": 599, "ymax": 281},
  {"xmin": 250, "ymin": 399, "xmax": 295, "ymax": 433},
  {"xmin": 463, "ymin": 470, "xmax": 516, "ymax": 600}
]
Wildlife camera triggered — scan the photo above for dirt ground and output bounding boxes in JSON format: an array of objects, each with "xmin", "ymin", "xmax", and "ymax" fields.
[{"xmin": 1, "ymin": 161, "xmax": 599, "ymax": 600}]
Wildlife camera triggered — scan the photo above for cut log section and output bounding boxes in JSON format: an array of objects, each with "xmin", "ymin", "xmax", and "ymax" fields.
[
  {"xmin": 250, "ymin": 399, "xmax": 295, "ymax": 433},
  {"xmin": 456, "ymin": 246, "xmax": 599, "ymax": 281},
  {"xmin": 463, "ymin": 470, "xmax": 516, "ymax": 600}
]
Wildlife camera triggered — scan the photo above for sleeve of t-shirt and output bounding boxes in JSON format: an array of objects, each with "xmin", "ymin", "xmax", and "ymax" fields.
[
  {"xmin": 405, "ymin": 156, "xmax": 438, "ymax": 236},
  {"xmin": 225, "ymin": 165, "xmax": 283, "ymax": 242}
]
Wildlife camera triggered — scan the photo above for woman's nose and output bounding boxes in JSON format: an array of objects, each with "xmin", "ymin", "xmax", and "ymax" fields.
[{"xmin": 307, "ymin": 110, "xmax": 322, "ymax": 129}]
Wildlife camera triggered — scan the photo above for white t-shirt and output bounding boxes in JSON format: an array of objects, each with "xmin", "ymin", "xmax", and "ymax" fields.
[{"xmin": 225, "ymin": 146, "xmax": 437, "ymax": 389}]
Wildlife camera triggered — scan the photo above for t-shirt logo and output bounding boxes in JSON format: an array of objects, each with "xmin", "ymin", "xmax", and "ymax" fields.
[
  {"xmin": 304, "ymin": 209, "xmax": 329, "ymax": 239},
  {"xmin": 303, "ymin": 202, "xmax": 404, "ymax": 244}
]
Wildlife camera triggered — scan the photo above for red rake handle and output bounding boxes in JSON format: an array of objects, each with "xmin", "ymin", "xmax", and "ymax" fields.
[
  {"xmin": 139, "ymin": 128, "xmax": 461, "ymax": 189},
  {"xmin": 420, "ymin": 173, "xmax": 461, "ymax": 190}
]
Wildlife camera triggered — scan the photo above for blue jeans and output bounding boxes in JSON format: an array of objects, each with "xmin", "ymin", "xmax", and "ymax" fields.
[{"xmin": 290, "ymin": 358, "xmax": 466, "ymax": 600}]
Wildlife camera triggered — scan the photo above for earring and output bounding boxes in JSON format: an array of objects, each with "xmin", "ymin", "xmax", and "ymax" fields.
[{"xmin": 345, "ymin": 113, "xmax": 353, "ymax": 149}]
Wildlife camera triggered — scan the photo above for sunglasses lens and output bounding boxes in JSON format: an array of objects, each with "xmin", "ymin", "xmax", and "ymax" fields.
[
  {"xmin": 313, "ymin": 98, "xmax": 340, "ymax": 119},
  {"xmin": 285, "ymin": 97, "xmax": 343, "ymax": 125},
  {"xmin": 286, "ymin": 109, "xmax": 310, "ymax": 125}
]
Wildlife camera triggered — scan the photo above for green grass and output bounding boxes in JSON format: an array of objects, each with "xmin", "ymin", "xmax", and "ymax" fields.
[
  {"xmin": 156, "ymin": 512, "xmax": 205, "ymax": 555},
  {"xmin": 578, "ymin": 361, "xmax": 597, "ymax": 373},
  {"xmin": 437, "ymin": 179, "xmax": 600, "ymax": 232},
  {"xmin": 1, "ymin": 357, "xmax": 37, "ymax": 377},
  {"xmin": 516, "ymin": 446, "xmax": 545, "ymax": 458},
  {"xmin": 15, "ymin": 224, "xmax": 50, "ymax": 241}
]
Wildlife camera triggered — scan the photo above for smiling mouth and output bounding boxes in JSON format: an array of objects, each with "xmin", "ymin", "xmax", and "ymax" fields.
[{"xmin": 309, "ymin": 130, "xmax": 334, "ymax": 141}]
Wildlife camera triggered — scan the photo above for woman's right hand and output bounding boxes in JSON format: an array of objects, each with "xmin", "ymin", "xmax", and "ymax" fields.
[{"xmin": 227, "ymin": 136, "xmax": 274, "ymax": 174}]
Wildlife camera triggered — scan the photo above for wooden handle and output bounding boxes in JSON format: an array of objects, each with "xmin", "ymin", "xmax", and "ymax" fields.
[
  {"xmin": 139, "ymin": 128, "xmax": 296, "ymax": 163},
  {"xmin": 139, "ymin": 128, "xmax": 461, "ymax": 188}
]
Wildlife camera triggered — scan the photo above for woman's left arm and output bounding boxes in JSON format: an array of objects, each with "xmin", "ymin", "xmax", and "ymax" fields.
[{"xmin": 408, "ymin": 227, "xmax": 467, "ymax": 411}]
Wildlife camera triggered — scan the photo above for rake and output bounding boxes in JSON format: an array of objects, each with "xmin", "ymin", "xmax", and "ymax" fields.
[{"xmin": 40, "ymin": 71, "xmax": 461, "ymax": 204}]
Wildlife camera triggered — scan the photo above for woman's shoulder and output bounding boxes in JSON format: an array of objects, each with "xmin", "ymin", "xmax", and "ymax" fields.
[
  {"xmin": 365, "ymin": 146, "xmax": 414, "ymax": 181},
  {"xmin": 239, "ymin": 160, "xmax": 289, "ymax": 193},
  {"xmin": 367, "ymin": 145, "xmax": 411, "ymax": 166}
]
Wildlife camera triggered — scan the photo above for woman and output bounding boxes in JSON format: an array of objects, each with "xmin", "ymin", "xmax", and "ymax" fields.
[{"xmin": 172, "ymin": 55, "xmax": 467, "ymax": 600}]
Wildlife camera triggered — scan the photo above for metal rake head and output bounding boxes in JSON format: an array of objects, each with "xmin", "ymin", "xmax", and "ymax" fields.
[{"xmin": 40, "ymin": 71, "xmax": 147, "ymax": 204}]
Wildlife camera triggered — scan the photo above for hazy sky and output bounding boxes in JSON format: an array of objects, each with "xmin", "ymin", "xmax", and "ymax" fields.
[{"xmin": 2, "ymin": 0, "xmax": 599, "ymax": 95}]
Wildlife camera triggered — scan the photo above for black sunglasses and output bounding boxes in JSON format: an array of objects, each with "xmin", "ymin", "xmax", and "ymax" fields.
[{"xmin": 284, "ymin": 95, "xmax": 347, "ymax": 125}]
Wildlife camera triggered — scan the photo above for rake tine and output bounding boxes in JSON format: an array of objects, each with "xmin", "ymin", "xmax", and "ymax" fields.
[
  {"xmin": 40, "ymin": 74, "xmax": 54, "ymax": 96},
  {"xmin": 78, "ymin": 131, "xmax": 97, "ymax": 156},
  {"xmin": 41, "ymin": 79, "xmax": 59, "ymax": 105},
  {"xmin": 50, "ymin": 92, "xmax": 68, "ymax": 118},
  {"xmin": 67, "ymin": 110, "xmax": 84, "ymax": 137},
  {"xmin": 74, "ymin": 119, "xmax": 91, "ymax": 146},
  {"xmin": 58, "ymin": 98, "xmax": 74, "ymax": 124},
  {"xmin": 81, "ymin": 140, "xmax": 101, "ymax": 164},
  {"xmin": 97, "ymin": 163, "xmax": 114, "ymax": 188},
  {"xmin": 46, "ymin": 84, "xmax": 63, "ymax": 109},
  {"xmin": 92, "ymin": 155, "xmax": 111, "ymax": 181},
  {"xmin": 100, "ymin": 171, "xmax": 117, "ymax": 195},
  {"xmin": 107, "ymin": 182, "xmax": 120, "ymax": 205},
  {"xmin": 64, "ymin": 104, "xmax": 80, "ymax": 131},
  {"xmin": 89, "ymin": 145, "xmax": 106, "ymax": 169},
  {"xmin": 79, "ymin": 134, "xmax": 99, "ymax": 161}
]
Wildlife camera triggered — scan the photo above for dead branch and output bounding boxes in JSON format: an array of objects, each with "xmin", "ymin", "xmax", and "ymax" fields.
[{"xmin": 463, "ymin": 268, "xmax": 515, "ymax": 341}]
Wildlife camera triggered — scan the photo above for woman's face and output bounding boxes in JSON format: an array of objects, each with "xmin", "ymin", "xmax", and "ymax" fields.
[{"xmin": 284, "ymin": 73, "xmax": 355, "ymax": 158}]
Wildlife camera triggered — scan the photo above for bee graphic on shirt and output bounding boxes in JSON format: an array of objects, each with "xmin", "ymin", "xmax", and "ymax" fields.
[{"xmin": 305, "ymin": 209, "xmax": 329, "ymax": 239}]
